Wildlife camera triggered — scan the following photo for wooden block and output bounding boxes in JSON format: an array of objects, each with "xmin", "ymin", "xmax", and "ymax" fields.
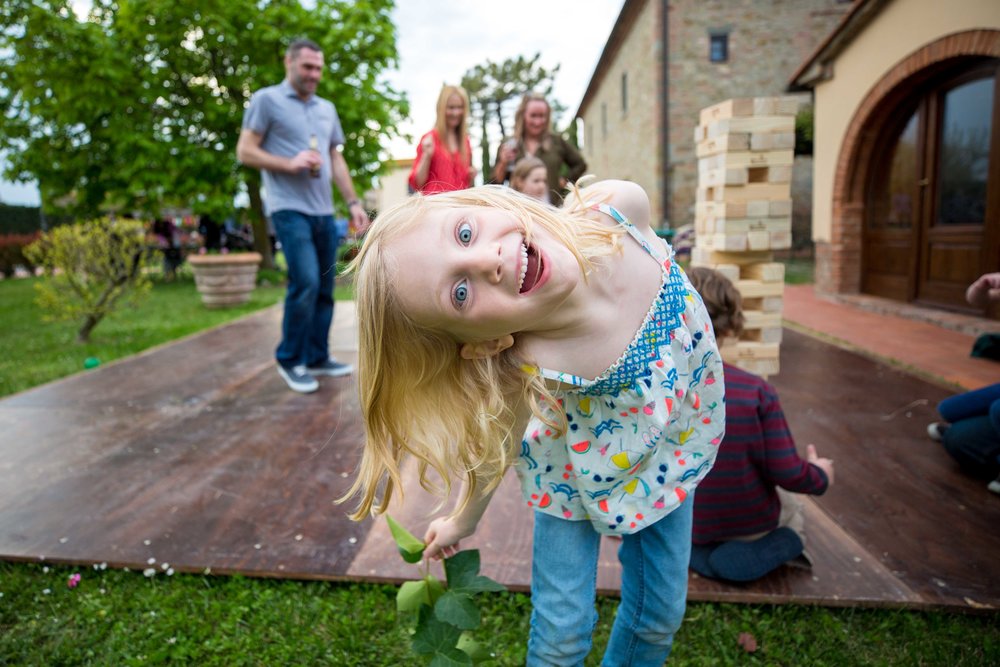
[
  {"xmin": 698, "ymin": 150, "xmax": 795, "ymax": 172},
  {"xmin": 705, "ymin": 116, "xmax": 796, "ymax": 139},
  {"xmin": 729, "ymin": 357, "xmax": 781, "ymax": 376},
  {"xmin": 698, "ymin": 232, "xmax": 747, "ymax": 252},
  {"xmin": 743, "ymin": 326, "xmax": 784, "ymax": 344},
  {"xmin": 715, "ymin": 264, "xmax": 740, "ymax": 283},
  {"xmin": 746, "ymin": 229, "xmax": 771, "ymax": 250},
  {"xmin": 742, "ymin": 310, "xmax": 782, "ymax": 329},
  {"xmin": 773, "ymin": 96, "xmax": 801, "ymax": 115},
  {"xmin": 741, "ymin": 262, "xmax": 785, "ymax": 282},
  {"xmin": 770, "ymin": 229, "xmax": 792, "ymax": 249},
  {"xmin": 736, "ymin": 278, "xmax": 785, "ymax": 298},
  {"xmin": 743, "ymin": 295, "xmax": 784, "ymax": 312},
  {"xmin": 699, "ymin": 97, "xmax": 800, "ymax": 125},
  {"xmin": 765, "ymin": 165, "xmax": 793, "ymax": 183},
  {"xmin": 697, "ymin": 201, "xmax": 790, "ymax": 220},
  {"xmin": 699, "ymin": 98, "xmax": 756, "ymax": 125},
  {"xmin": 700, "ymin": 167, "xmax": 749, "ymax": 187},
  {"xmin": 721, "ymin": 340, "xmax": 780, "ymax": 361},
  {"xmin": 691, "ymin": 247, "xmax": 773, "ymax": 267},
  {"xmin": 770, "ymin": 199, "xmax": 793, "ymax": 217},
  {"xmin": 696, "ymin": 183, "xmax": 792, "ymax": 204},
  {"xmin": 751, "ymin": 131, "xmax": 796, "ymax": 151},
  {"xmin": 696, "ymin": 133, "xmax": 750, "ymax": 158},
  {"xmin": 745, "ymin": 200, "xmax": 772, "ymax": 218},
  {"xmin": 695, "ymin": 217, "xmax": 791, "ymax": 235}
]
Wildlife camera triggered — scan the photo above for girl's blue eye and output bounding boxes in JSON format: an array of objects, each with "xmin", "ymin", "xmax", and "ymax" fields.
[
  {"xmin": 457, "ymin": 221, "xmax": 473, "ymax": 244},
  {"xmin": 453, "ymin": 280, "xmax": 469, "ymax": 308}
]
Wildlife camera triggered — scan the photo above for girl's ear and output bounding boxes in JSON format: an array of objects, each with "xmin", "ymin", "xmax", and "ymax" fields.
[{"xmin": 459, "ymin": 334, "xmax": 515, "ymax": 360}]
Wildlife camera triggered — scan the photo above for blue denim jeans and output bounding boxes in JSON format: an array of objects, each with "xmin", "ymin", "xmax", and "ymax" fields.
[
  {"xmin": 271, "ymin": 210, "xmax": 339, "ymax": 368},
  {"xmin": 938, "ymin": 382, "xmax": 1000, "ymax": 479},
  {"xmin": 527, "ymin": 500, "xmax": 693, "ymax": 667}
]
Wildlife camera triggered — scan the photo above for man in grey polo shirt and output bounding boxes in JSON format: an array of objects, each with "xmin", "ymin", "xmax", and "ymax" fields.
[{"xmin": 237, "ymin": 38, "xmax": 369, "ymax": 393}]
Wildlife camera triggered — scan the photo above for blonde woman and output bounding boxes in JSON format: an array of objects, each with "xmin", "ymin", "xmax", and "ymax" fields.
[
  {"xmin": 341, "ymin": 180, "xmax": 724, "ymax": 664},
  {"xmin": 409, "ymin": 85, "xmax": 476, "ymax": 194},
  {"xmin": 492, "ymin": 91, "xmax": 587, "ymax": 205}
]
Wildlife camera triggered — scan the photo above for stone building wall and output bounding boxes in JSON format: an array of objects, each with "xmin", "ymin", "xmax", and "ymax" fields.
[{"xmin": 666, "ymin": 0, "xmax": 848, "ymax": 228}]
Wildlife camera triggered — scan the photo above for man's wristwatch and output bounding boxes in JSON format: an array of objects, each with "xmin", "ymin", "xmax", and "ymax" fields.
[{"xmin": 347, "ymin": 199, "xmax": 361, "ymax": 208}]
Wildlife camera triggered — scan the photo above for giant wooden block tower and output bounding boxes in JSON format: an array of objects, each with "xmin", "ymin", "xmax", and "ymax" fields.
[{"xmin": 691, "ymin": 96, "xmax": 799, "ymax": 377}]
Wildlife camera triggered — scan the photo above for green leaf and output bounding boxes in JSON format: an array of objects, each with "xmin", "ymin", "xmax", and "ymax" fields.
[
  {"xmin": 386, "ymin": 514, "xmax": 426, "ymax": 563},
  {"xmin": 425, "ymin": 574, "xmax": 446, "ymax": 605},
  {"xmin": 429, "ymin": 648, "xmax": 473, "ymax": 667},
  {"xmin": 444, "ymin": 550, "xmax": 506, "ymax": 595},
  {"xmin": 434, "ymin": 591, "xmax": 480, "ymax": 630},
  {"xmin": 429, "ymin": 648, "xmax": 474, "ymax": 667},
  {"xmin": 396, "ymin": 579, "xmax": 430, "ymax": 613},
  {"xmin": 457, "ymin": 633, "xmax": 494, "ymax": 664},
  {"xmin": 412, "ymin": 607, "xmax": 463, "ymax": 655}
]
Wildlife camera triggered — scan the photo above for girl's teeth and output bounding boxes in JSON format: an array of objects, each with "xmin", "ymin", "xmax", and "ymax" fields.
[{"xmin": 519, "ymin": 242, "xmax": 528, "ymax": 290}]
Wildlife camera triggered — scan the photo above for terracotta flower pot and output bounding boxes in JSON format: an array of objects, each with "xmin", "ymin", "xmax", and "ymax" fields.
[{"xmin": 187, "ymin": 252, "xmax": 262, "ymax": 308}]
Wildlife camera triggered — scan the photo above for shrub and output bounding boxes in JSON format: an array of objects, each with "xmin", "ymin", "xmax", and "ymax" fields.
[
  {"xmin": 24, "ymin": 217, "xmax": 153, "ymax": 342},
  {"xmin": 0, "ymin": 232, "xmax": 41, "ymax": 275}
]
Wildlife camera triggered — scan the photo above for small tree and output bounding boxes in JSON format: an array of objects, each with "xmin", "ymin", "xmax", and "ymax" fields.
[{"xmin": 25, "ymin": 217, "xmax": 153, "ymax": 342}]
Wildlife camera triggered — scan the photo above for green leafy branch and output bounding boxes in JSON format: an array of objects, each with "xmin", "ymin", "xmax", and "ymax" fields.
[{"xmin": 386, "ymin": 515, "xmax": 505, "ymax": 666}]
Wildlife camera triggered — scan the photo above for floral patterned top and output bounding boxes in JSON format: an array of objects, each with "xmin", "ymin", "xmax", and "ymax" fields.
[{"xmin": 515, "ymin": 203, "xmax": 726, "ymax": 535}]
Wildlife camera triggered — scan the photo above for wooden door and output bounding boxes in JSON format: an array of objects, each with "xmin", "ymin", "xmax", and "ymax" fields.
[{"xmin": 864, "ymin": 60, "xmax": 1000, "ymax": 316}]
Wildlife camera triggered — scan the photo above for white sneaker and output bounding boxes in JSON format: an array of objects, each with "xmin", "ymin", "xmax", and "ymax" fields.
[
  {"xmin": 988, "ymin": 477, "xmax": 1000, "ymax": 495},
  {"xmin": 926, "ymin": 422, "xmax": 948, "ymax": 442},
  {"xmin": 277, "ymin": 363, "xmax": 319, "ymax": 393}
]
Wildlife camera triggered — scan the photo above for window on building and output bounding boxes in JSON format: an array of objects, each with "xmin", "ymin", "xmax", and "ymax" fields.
[
  {"xmin": 709, "ymin": 32, "xmax": 729, "ymax": 63},
  {"xmin": 621, "ymin": 72, "xmax": 628, "ymax": 113},
  {"xmin": 601, "ymin": 102, "xmax": 607, "ymax": 139}
]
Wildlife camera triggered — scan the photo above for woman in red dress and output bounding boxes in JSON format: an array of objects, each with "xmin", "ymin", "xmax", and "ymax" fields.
[{"xmin": 409, "ymin": 85, "xmax": 476, "ymax": 194}]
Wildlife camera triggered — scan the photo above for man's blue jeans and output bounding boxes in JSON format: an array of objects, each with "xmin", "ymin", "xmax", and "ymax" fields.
[
  {"xmin": 527, "ymin": 500, "xmax": 693, "ymax": 666},
  {"xmin": 271, "ymin": 210, "xmax": 339, "ymax": 368}
]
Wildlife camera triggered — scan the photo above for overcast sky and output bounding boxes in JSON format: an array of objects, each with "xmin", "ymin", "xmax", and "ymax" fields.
[{"xmin": 0, "ymin": 0, "xmax": 625, "ymax": 205}]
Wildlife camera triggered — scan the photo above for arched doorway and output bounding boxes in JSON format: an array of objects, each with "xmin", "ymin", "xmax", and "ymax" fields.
[{"xmin": 862, "ymin": 58, "xmax": 1000, "ymax": 316}]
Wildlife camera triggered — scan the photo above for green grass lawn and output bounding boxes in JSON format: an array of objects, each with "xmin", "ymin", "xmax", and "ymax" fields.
[
  {"xmin": 0, "ymin": 274, "xmax": 353, "ymax": 398},
  {"xmin": 1, "ymin": 562, "xmax": 996, "ymax": 666},
  {"xmin": 2, "ymin": 260, "xmax": 997, "ymax": 665}
]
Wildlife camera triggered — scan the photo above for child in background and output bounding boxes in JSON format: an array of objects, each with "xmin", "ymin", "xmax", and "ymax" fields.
[
  {"xmin": 342, "ymin": 181, "xmax": 725, "ymax": 665},
  {"xmin": 685, "ymin": 266, "xmax": 834, "ymax": 582},
  {"xmin": 510, "ymin": 156, "xmax": 550, "ymax": 203}
]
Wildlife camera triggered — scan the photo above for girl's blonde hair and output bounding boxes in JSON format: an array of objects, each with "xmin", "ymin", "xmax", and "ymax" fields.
[
  {"xmin": 513, "ymin": 91, "xmax": 552, "ymax": 151},
  {"xmin": 340, "ymin": 185, "xmax": 624, "ymax": 520},
  {"xmin": 434, "ymin": 84, "xmax": 470, "ymax": 163},
  {"xmin": 510, "ymin": 156, "xmax": 547, "ymax": 194},
  {"xmin": 685, "ymin": 266, "xmax": 745, "ymax": 338}
]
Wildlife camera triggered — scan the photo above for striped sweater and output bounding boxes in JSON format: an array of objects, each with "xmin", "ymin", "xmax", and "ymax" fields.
[{"xmin": 693, "ymin": 363, "xmax": 829, "ymax": 544}]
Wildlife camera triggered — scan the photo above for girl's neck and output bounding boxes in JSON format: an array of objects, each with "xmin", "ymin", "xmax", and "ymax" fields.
[{"xmin": 443, "ymin": 128, "xmax": 461, "ymax": 153}]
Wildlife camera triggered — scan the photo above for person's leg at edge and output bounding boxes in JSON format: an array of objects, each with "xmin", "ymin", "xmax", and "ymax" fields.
[
  {"xmin": 527, "ymin": 512, "xmax": 601, "ymax": 667},
  {"xmin": 306, "ymin": 214, "xmax": 338, "ymax": 367},
  {"xmin": 272, "ymin": 210, "xmax": 320, "ymax": 368},
  {"xmin": 602, "ymin": 500, "xmax": 693, "ymax": 667},
  {"xmin": 938, "ymin": 383, "xmax": 1000, "ymax": 423}
]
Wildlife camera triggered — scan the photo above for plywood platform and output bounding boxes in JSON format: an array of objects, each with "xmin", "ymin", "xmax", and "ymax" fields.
[{"xmin": 0, "ymin": 304, "xmax": 997, "ymax": 611}]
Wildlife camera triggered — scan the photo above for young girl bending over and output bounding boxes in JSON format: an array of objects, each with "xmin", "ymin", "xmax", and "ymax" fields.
[{"xmin": 343, "ymin": 180, "xmax": 725, "ymax": 666}]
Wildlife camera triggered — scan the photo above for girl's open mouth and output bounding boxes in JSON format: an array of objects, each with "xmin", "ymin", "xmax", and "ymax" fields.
[{"xmin": 518, "ymin": 241, "xmax": 543, "ymax": 294}]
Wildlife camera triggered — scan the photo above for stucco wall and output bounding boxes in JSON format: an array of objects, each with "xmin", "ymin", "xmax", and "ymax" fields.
[
  {"xmin": 811, "ymin": 0, "xmax": 1000, "ymax": 243},
  {"xmin": 580, "ymin": 0, "xmax": 663, "ymax": 224}
]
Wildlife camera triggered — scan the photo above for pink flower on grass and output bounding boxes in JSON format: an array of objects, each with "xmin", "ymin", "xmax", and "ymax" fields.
[{"xmin": 67, "ymin": 573, "xmax": 81, "ymax": 589}]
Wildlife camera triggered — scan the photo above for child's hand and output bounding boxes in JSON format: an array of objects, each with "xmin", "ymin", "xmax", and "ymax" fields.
[
  {"xmin": 424, "ymin": 516, "xmax": 475, "ymax": 561},
  {"xmin": 807, "ymin": 443, "xmax": 835, "ymax": 486}
]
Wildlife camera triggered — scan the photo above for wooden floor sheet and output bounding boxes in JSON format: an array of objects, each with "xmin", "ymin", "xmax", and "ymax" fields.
[{"xmin": 0, "ymin": 304, "xmax": 996, "ymax": 611}]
